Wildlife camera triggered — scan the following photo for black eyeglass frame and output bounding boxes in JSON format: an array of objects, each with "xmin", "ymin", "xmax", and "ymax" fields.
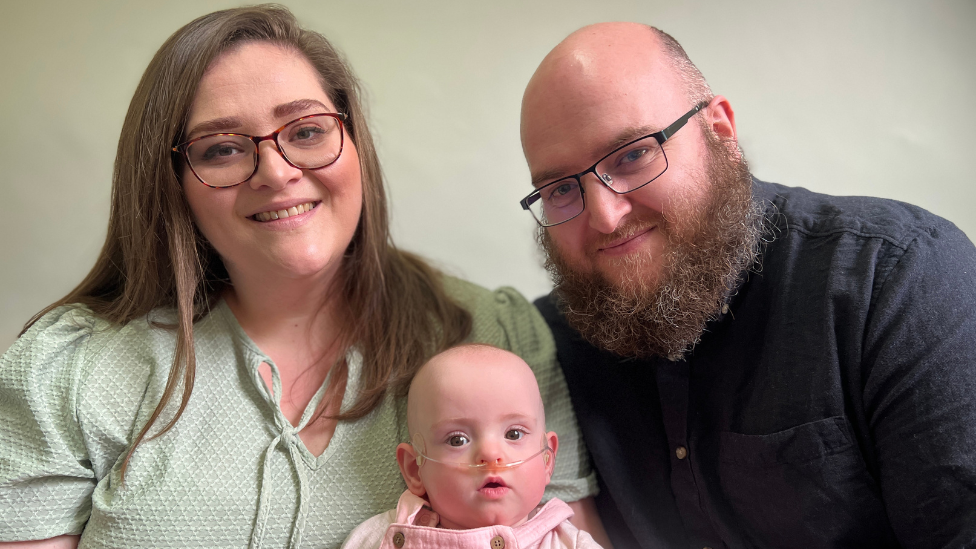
[
  {"xmin": 519, "ymin": 101, "xmax": 709, "ymax": 227},
  {"xmin": 172, "ymin": 112, "xmax": 348, "ymax": 189}
]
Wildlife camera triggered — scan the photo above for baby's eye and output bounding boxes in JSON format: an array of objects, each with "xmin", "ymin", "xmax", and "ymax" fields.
[
  {"xmin": 505, "ymin": 429, "xmax": 525, "ymax": 441},
  {"xmin": 447, "ymin": 434, "xmax": 469, "ymax": 447}
]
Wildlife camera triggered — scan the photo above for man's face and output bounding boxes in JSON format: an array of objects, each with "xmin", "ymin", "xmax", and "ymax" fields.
[
  {"xmin": 521, "ymin": 57, "xmax": 711, "ymax": 291},
  {"xmin": 521, "ymin": 29, "xmax": 763, "ymax": 359}
]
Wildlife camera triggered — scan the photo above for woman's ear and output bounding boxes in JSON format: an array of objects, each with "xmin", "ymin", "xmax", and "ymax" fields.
[
  {"xmin": 544, "ymin": 431, "xmax": 559, "ymax": 483},
  {"xmin": 396, "ymin": 442, "xmax": 427, "ymax": 497}
]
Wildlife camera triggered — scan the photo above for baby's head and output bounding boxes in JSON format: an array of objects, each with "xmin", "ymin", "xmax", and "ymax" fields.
[{"xmin": 396, "ymin": 344, "xmax": 558, "ymax": 530}]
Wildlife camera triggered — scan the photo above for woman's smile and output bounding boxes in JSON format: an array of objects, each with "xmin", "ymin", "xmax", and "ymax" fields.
[{"xmin": 250, "ymin": 200, "xmax": 320, "ymax": 222}]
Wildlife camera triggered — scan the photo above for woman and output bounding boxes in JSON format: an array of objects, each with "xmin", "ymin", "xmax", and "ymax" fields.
[{"xmin": 0, "ymin": 6, "xmax": 599, "ymax": 548}]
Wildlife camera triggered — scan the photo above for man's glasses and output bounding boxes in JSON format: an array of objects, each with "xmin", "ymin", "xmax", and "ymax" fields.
[
  {"xmin": 520, "ymin": 101, "xmax": 709, "ymax": 227},
  {"xmin": 173, "ymin": 112, "xmax": 347, "ymax": 188}
]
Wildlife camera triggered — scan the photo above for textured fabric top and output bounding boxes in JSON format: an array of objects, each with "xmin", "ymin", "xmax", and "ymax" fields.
[{"xmin": 0, "ymin": 276, "xmax": 596, "ymax": 548}]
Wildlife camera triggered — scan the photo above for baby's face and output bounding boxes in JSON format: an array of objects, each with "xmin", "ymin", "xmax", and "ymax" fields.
[{"xmin": 405, "ymin": 346, "xmax": 557, "ymax": 529}]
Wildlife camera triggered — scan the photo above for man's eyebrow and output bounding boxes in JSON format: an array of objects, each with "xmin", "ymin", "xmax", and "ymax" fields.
[{"xmin": 530, "ymin": 125, "xmax": 658, "ymax": 187}]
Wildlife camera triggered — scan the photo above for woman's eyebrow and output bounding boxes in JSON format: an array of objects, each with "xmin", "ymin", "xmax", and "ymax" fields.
[
  {"xmin": 185, "ymin": 99, "xmax": 331, "ymax": 140},
  {"xmin": 274, "ymin": 98, "xmax": 331, "ymax": 119},
  {"xmin": 187, "ymin": 116, "xmax": 244, "ymax": 139}
]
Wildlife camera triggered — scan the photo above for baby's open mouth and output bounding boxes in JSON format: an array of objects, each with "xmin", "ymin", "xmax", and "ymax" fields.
[
  {"xmin": 251, "ymin": 201, "xmax": 319, "ymax": 222},
  {"xmin": 481, "ymin": 477, "xmax": 507, "ymax": 490}
]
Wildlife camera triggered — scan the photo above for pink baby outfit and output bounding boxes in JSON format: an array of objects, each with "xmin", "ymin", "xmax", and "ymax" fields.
[{"xmin": 341, "ymin": 491, "xmax": 602, "ymax": 549}]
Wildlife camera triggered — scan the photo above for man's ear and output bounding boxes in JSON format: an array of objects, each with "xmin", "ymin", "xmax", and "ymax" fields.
[
  {"xmin": 396, "ymin": 442, "xmax": 427, "ymax": 497},
  {"xmin": 544, "ymin": 431, "xmax": 559, "ymax": 483},
  {"xmin": 704, "ymin": 95, "xmax": 736, "ymax": 141}
]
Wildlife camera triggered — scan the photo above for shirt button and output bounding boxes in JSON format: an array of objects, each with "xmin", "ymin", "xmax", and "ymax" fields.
[
  {"xmin": 490, "ymin": 535, "xmax": 505, "ymax": 549},
  {"xmin": 393, "ymin": 532, "xmax": 405, "ymax": 548},
  {"xmin": 675, "ymin": 446, "xmax": 688, "ymax": 459}
]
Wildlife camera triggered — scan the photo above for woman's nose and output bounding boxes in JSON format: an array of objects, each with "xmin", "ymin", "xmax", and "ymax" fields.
[
  {"xmin": 583, "ymin": 174, "xmax": 632, "ymax": 233},
  {"xmin": 248, "ymin": 140, "xmax": 303, "ymax": 190}
]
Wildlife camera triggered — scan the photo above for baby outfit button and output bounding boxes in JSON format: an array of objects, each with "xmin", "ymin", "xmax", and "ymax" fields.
[
  {"xmin": 490, "ymin": 535, "xmax": 505, "ymax": 549},
  {"xmin": 393, "ymin": 532, "xmax": 405, "ymax": 548}
]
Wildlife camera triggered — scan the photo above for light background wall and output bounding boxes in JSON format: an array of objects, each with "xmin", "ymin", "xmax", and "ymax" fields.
[{"xmin": 1, "ymin": 0, "xmax": 974, "ymax": 352}]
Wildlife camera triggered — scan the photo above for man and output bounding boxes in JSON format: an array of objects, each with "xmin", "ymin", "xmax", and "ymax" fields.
[{"xmin": 520, "ymin": 22, "xmax": 976, "ymax": 549}]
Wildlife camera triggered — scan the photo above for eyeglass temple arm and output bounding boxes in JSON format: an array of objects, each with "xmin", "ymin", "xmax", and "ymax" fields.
[{"xmin": 658, "ymin": 100, "xmax": 710, "ymax": 142}]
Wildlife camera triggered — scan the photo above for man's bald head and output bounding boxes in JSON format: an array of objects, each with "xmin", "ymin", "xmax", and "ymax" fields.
[{"xmin": 522, "ymin": 23, "xmax": 711, "ymax": 158}]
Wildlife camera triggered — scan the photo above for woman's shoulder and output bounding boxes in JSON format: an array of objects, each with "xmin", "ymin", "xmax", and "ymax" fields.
[
  {"xmin": 441, "ymin": 275, "xmax": 555, "ymax": 364},
  {"xmin": 2, "ymin": 304, "xmax": 187, "ymax": 428},
  {"xmin": 9, "ymin": 304, "xmax": 180, "ymax": 374},
  {"xmin": 6, "ymin": 304, "xmax": 106, "ymax": 380}
]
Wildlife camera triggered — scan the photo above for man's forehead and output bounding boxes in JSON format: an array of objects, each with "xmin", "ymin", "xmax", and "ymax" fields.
[{"xmin": 522, "ymin": 30, "xmax": 688, "ymax": 185}]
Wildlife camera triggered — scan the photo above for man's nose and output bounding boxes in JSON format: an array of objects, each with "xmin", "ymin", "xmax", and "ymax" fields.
[
  {"xmin": 583, "ymin": 174, "xmax": 632, "ymax": 233},
  {"xmin": 249, "ymin": 140, "xmax": 303, "ymax": 190}
]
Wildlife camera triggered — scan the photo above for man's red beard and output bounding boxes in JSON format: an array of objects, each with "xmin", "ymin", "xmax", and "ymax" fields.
[{"xmin": 539, "ymin": 128, "xmax": 766, "ymax": 360}]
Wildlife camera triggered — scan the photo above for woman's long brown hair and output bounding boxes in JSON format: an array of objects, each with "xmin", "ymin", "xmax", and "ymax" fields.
[{"xmin": 24, "ymin": 4, "xmax": 471, "ymax": 478}]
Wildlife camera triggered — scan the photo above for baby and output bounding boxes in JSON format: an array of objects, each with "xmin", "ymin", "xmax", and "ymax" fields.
[{"xmin": 342, "ymin": 343, "xmax": 601, "ymax": 548}]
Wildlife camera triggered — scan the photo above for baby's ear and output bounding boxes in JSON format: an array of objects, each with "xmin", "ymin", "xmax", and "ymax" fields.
[
  {"xmin": 396, "ymin": 442, "xmax": 427, "ymax": 497},
  {"xmin": 544, "ymin": 431, "xmax": 559, "ymax": 483}
]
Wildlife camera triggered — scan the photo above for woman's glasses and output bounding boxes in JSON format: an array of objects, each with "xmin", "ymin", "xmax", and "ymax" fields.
[{"xmin": 173, "ymin": 112, "xmax": 347, "ymax": 188}]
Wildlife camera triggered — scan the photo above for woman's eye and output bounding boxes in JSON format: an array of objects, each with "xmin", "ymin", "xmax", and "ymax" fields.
[
  {"xmin": 447, "ymin": 435, "xmax": 469, "ymax": 447},
  {"xmin": 290, "ymin": 124, "xmax": 326, "ymax": 143},
  {"xmin": 200, "ymin": 143, "xmax": 246, "ymax": 162},
  {"xmin": 505, "ymin": 429, "xmax": 525, "ymax": 441}
]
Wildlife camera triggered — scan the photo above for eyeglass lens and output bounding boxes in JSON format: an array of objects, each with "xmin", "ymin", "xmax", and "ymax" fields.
[
  {"xmin": 528, "ymin": 135, "xmax": 667, "ymax": 226},
  {"xmin": 185, "ymin": 114, "xmax": 343, "ymax": 187}
]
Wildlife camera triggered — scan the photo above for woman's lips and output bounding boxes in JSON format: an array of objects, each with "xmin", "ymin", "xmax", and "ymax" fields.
[{"xmin": 251, "ymin": 201, "xmax": 319, "ymax": 222}]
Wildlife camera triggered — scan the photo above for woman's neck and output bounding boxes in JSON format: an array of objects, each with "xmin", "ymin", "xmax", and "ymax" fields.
[{"xmin": 223, "ymin": 262, "xmax": 342, "ymax": 346}]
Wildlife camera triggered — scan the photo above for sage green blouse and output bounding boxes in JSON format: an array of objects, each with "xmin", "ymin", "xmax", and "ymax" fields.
[{"xmin": 0, "ymin": 277, "xmax": 596, "ymax": 548}]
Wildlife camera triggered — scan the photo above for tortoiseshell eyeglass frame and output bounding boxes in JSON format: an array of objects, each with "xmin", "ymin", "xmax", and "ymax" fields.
[{"xmin": 172, "ymin": 112, "xmax": 348, "ymax": 189}]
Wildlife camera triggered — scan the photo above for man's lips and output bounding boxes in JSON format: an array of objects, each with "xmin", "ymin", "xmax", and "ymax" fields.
[{"xmin": 598, "ymin": 225, "xmax": 656, "ymax": 255}]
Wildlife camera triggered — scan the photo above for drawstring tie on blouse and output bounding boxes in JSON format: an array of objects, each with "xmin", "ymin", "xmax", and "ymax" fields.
[{"xmin": 249, "ymin": 360, "xmax": 330, "ymax": 549}]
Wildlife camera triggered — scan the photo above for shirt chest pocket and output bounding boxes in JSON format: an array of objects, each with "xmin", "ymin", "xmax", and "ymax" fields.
[{"xmin": 715, "ymin": 416, "xmax": 895, "ymax": 548}]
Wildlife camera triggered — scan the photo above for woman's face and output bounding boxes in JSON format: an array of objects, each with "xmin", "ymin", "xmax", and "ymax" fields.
[{"xmin": 181, "ymin": 41, "xmax": 363, "ymax": 287}]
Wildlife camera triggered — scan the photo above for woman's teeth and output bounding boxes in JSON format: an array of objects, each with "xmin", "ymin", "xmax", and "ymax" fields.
[{"xmin": 253, "ymin": 202, "xmax": 316, "ymax": 222}]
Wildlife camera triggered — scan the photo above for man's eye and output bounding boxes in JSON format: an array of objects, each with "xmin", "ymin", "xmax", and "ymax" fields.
[
  {"xmin": 447, "ymin": 435, "xmax": 469, "ymax": 447},
  {"xmin": 505, "ymin": 429, "xmax": 525, "ymax": 441},
  {"xmin": 620, "ymin": 147, "xmax": 648, "ymax": 164},
  {"xmin": 545, "ymin": 181, "xmax": 578, "ymax": 202}
]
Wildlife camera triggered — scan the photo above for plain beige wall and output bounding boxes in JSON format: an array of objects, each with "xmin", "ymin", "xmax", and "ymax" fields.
[{"xmin": 2, "ymin": 0, "xmax": 974, "ymax": 352}]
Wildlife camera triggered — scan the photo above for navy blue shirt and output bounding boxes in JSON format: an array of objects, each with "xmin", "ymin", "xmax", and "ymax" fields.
[{"xmin": 535, "ymin": 180, "xmax": 976, "ymax": 549}]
